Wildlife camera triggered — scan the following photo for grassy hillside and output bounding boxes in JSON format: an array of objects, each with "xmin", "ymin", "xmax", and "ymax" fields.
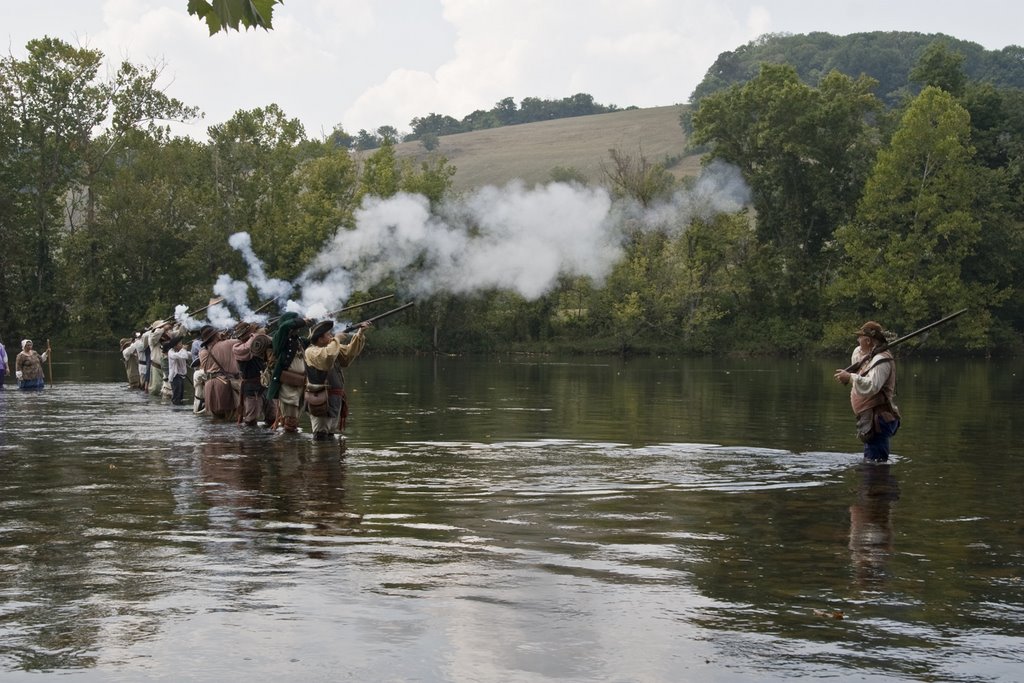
[{"xmin": 390, "ymin": 105, "xmax": 702, "ymax": 193}]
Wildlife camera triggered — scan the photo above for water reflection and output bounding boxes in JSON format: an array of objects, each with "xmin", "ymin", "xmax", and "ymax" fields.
[
  {"xmin": 848, "ymin": 463, "xmax": 900, "ymax": 586},
  {"xmin": 194, "ymin": 435, "xmax": 364, "ymax": 552},
  {"xmin": 1, "ymin": 356, "xmax": 1022, "ymax": 681}
]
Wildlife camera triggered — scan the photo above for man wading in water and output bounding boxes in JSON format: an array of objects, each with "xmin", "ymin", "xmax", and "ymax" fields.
[{"xmin": 834, "ymin": 321, "xmax": 901, "ymax": 463}]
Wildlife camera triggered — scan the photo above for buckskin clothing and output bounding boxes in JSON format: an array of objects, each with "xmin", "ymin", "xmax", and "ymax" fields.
[
  {"xmin": 199, "ymin": 337, "xmax": 242, "ymax": 419},
  {"xmin": 303, "ymin": 329, "xmax": 366, "ymax": 438}
]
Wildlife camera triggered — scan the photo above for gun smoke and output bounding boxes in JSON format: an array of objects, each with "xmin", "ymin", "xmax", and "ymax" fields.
[{"xmin": 178, "ymin": 161, "xmax": 750, "ymax": 328}]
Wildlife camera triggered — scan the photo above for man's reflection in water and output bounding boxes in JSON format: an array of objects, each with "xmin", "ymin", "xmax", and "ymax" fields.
[
  {"xmin": 849, "ymin": 463, "xmax": 900, "ymax": 585},
  {"xmin": 197, "ymin": 436, "xmax": 362, "ymax": 546}
]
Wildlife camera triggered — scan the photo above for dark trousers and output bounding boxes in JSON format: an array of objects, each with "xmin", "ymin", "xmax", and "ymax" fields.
[
  {"xmin": 864, "ymin": 416, "xmax": 900, "ymax": 462},
  {"xmin": 171, "ymin": 375, "xmax": 185, "ymax": 405}
]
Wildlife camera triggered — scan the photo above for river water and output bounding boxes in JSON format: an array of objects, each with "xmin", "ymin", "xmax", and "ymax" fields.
[{"xmin": 0, "ymin": 352, "xmax": 1021, "ymax": 682}]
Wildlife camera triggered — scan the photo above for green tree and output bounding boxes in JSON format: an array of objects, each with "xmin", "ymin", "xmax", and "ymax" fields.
[
  {"xmin": 828, "ymin": 87, "xmax": 994, "ymax": 349},
  {"xmin": 399, "ymin": 156, "xmax": 456, "ymax": 207},
  {"xmin": 691, "ymin": 64, "xmax": 882, "ymax": 339},
  {"xmin": 909, "ymin": 40, "xmax": 967, "ymax": 98},
  {"xmin": 358, "ymin": 140, "xmax": 400, "ymax": 199},
  {"xmin": 286, "ymin": 145, "xmax": 360, "ymax": 268},
  {"xmin": 206, "ymin": 104, "xmax": 307, "ymax": 280},
  {"xmin": 61, "ymin": 133, "xmax": 214, "ymax": 342},
  {"xmin": 0, "ymin": 38, "xmax": 196, "ymax": 341},
  {"xmin": 601, "ymin": 146, "xmax": 675, "ymax": 207}
]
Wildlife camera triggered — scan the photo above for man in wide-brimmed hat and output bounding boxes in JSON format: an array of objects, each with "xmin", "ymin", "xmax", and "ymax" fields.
[
  {"xmin": 834, "ymin": 321, "xmax": 901, "ymax": 462},
  {"xmin": 303, "ymin": 318, "xmax": 371, "ymax": 441},
  {"xmin": 197, "ymin": 324, "xmax": 243, "ymax": 419}
]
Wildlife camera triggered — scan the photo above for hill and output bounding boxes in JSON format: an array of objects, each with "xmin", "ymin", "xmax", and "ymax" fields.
[
  {"xmin": 690, "ymin": 31, "xmax": 1024, "ymax": 106},
  {"xmin": 390, "ymin": 105, "xmax": 701, "ymax": 193}
]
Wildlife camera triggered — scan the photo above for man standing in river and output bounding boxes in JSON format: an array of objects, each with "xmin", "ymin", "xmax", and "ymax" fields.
[
  {"xmin": 303, "ymin": 319, "xmax": 369, "ymax": 441},
  {"xmin": 834, "ymin": 321, "xmax": 901, "ymax": 462}
]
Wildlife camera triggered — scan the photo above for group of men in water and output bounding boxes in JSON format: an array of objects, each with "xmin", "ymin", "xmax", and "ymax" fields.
[{"xmin": 118, "ymin": 313, "xmax": 370, "ymax": 441}]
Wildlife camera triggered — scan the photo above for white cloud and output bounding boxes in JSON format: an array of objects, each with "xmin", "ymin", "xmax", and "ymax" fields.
[{"xmin": 5, "ymin": 0, "xmax": 1024, "ymax": 140}]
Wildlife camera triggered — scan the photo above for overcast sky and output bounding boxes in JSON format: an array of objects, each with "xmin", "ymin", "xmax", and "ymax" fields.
[{"xmin": 5, "ymin": 0, "xmax": 1024, "ymax": 140}]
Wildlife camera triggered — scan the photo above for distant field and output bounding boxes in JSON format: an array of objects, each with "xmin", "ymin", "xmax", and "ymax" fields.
[{"xmin": 390, "ymin": 105, "xmax": 702, "ymax": 193}]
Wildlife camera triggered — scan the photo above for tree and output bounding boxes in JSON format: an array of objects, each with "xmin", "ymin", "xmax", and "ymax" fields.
[
  {"xmin": 828, "ymin": 87, "xmax": 994, "ymax": 348},
  {"xmin": 0, "ymin": 38, "xmax": 196, "ymax": 340},
  {"xmin": 420, "ymin": 132, "xmax": 439, "ymax": 151},
  {"xmin": 910, "ymin": 40, "xmax": 967, "ymax": 98},
  {"xmin": 206, "ymin": 104, "xmax": 307, "ymax": 280},
  {"xmin": 188, "ymin": 0, "xmax": 281, "ymax": 35},
  {"xmin": 691, "ymin": 63, "xmax": 882, "ymax": 335},
  {"xmin": 601, "ymin": 146, "xmax": 675, "ymax": 207}
]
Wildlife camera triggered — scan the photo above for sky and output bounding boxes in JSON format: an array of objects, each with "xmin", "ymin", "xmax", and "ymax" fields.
[{"xmin": 5, "ymin": 0, "xmax": 1024, "ymax": 141}]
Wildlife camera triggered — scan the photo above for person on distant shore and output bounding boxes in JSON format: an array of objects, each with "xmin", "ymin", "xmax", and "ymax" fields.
[
  {"xmin": 834, "ymin": 321, "xmax": 901, "ymax": 463},
  {"xmin": 303, "ymin": 319, "xmax": 369, "ymax": 441},
  {"xmin": 15, "ymin": 339, "xmax": 48, "ymax": 390},
  {"xmin": 0, "ymin": 336, "xmax": 9, "ymax": 390}
]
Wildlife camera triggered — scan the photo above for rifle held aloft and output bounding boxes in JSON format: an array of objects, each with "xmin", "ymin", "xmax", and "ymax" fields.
[
  {"xmin": 343, "ymin": 301, "xmax": 415, "ymax": 333},
  {"xmin": 266, "ymin": 294, "xmax": 395, "ymax": 330},
  {"xmin": 844, "ymin": 308, "xmax": 968, "ymax": 373}
]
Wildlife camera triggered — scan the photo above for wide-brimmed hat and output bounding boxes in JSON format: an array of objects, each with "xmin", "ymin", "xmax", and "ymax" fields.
[
  {"xmin": 309, "ymin": 319, "xmax": 335, "ymax": 340},
  {"xmin": 854, "ymin": 321, "xmax": 887, "ymax": 345},
  {"xmin": 250, "ymin": 334, "xmax": 272, "ymax": 358},
  {"xmin": 233, "ymin": 321, "xmax": 253, "ymax": 342},
  {"xmin": 199, "ymin": 325, "xmax": 218, "ymax": 346}
]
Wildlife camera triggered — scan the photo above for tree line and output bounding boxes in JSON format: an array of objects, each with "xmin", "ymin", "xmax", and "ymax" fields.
[
  {"xmin": 2, "ymin": 35, "xmax": 1023, "ymax": 357},
  {"xmin": 343, "ymin": 93, "xmax": 624, "ymax": 152}
]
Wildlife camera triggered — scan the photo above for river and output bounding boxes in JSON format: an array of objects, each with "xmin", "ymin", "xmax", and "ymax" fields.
[{"xmin": 0, "ymin": 352, "xmax": 1021, "ymax": 682}]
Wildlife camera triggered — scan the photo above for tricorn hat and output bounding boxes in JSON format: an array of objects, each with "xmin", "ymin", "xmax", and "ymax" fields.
[
  {"xmin": 309, "ymin": 319, "xmax": 335, "ymax": 340},
  {"xmin": 854, "ymin": 320, "xmax": 887, "ymax": 345}
]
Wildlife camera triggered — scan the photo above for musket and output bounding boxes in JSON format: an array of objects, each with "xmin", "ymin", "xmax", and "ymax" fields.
[
  {"xmin": 251, "ymin": 298, "xmax": 276, "ymax": 316},
  {"xmin": 148, "ymin": 296, "xmax": 226, "ymax": 331},
  {"xmin": 326, "ymin": 293, "xmax": 394, "ymax": 319},
  {"xmin": 266, "ymin": 294, "xmax": 395, "ymax": 329},
  {"xmin": 342, "ymin": 301, "xmax": 415, "ymax": 333},
  {"xmin": 844, "ymin": 308, "xmax": 968, "ymax": 373}
]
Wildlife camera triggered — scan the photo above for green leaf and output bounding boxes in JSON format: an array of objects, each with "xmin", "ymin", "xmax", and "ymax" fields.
[{"xmin": 188, "ymin": 0, "xmax": 281, "ymax": 36}]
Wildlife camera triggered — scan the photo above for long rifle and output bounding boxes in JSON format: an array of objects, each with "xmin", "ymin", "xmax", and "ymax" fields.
[
  {"xmin": 343, "ymin": 301, "xmax": 415, "ymax": 333},
  {"xmin": 327, "ymin": 293, "xmax": 393, "ymax": 319},
  {"xmin": 148, "ymin": 296, "xmax": 226, "ymax": 331},
  {"xmin": 251, "ymin": 298, "xmax": 276, "ymax": 316},
  {"xmin": 266, "ymin": 294, "xmax": 395, "ymax": 329},
  {"xmin": 844, "ymin": 308, "xmax": 968, "ymax": 373}
]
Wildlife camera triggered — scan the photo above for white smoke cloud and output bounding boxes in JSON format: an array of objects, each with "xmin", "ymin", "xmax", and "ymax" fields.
[
  {"xmin": 194, "ymin": 163, "xmax": 750, "ymax": 323},
  {"xmin": 228, "ymin": 232, "xmax": 294, "ymax": 303},
  {"xmin": 296, "ymin": 164, "xmax": 749, "ymax": 307},
  {"xmin": 635, "ymin": 159, "xmax": 751, "ymax": 233},
  {"xmin": 299, "ymin": 181, "xmax": 619, "ymax": 303},
  {"xmin": 173, "ymin": 304, "xmax": 203, "ymax": 331}
]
